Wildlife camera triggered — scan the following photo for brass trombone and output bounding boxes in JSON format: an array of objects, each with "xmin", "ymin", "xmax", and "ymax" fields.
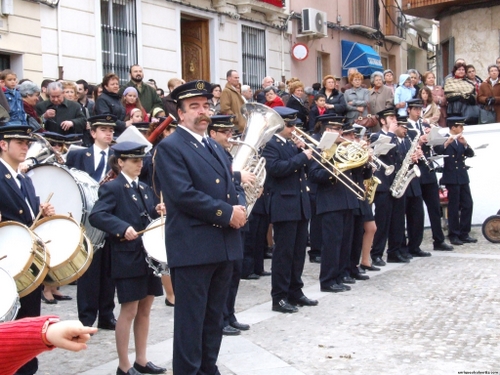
[{"xmin": 291, "ymin": 128, "xmax": 366, "ymax": 200}]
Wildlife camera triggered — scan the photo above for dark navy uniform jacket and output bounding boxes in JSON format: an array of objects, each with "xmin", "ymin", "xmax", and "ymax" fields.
[
  {"xmin": 434, "ymin": 138, "xmax": 474, "ymax": 185},
  {"xmin": 370, "ymin": 130, "xmax": 400, "ymax": 193},
  {"xmin": 66, "ymin": 146, "xmax": 113, "ymax": 179},
  {"xmin": 262, "ymin": 135, "xmax": 311, "ymax": 223},
  {"xmin": 89, "ymin": 173, "xmax": 158, "ymax": 279},
  {"xmin": 0, "ymin": 162, "xmax": 40, "ymax": 224},
  {"xmin": 154, "ymin": 126, "xmax": 242, "ymax": 268}
]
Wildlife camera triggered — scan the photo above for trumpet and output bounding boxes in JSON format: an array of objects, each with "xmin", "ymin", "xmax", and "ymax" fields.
[
  {"xmin": 339, "ymin": 136, "xmax": 394, "ymax": 176},
  {"xmin": 291, "ymin": 128, "xmax": 366, "ymax": 200}
]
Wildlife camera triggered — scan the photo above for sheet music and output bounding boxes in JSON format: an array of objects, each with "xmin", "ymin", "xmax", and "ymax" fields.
[
  {"xmin": 426, "ymin": 127, "xmax": 447, "ymax": 147},
  {"xmin": 318, "ymin": 132, "xmax": 338, "ymax": 151}
]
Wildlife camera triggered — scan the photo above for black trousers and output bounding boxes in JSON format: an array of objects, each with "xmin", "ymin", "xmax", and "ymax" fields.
[
  {"xmin": 350, "ymin": 213, "xmax": 364, "ymax": 276},
  {"xmin": 14, "ymin": 286, "xmax": 42, "ymax": 375},
  {"xmin": 320, "ymin": 210, "xmax": 353, "ymax": 288},
  {"xmin": 242, "ymin": 212, "xmax": 268, "ymax": 277},
  {"xmin": 171, "ymin": 261, "xmax": 233, "ymax": 375},
  {"xmin": 308, "ymin": 193, "xmax": 322, "ymax": 257},
  {"xmin": 77, "ymin": 241, "xmax": 116, "ymax": 326},
  {"xmin": 404, "ymin": 194, "xmax": 424, "ymax": 253},
  {"xmin": 372, "ymin": 192, "xmax": 405, "ymax": 257},
  {"xmin": 446, "ymin": 183, "xmax": 473, "ymax": 238},
  {"xmin": 224, "ymin": 228, "xmax": 244, "ymax": 327},
  {"xmin": 271, "ymin": 219, "xmax": 308, "ymax": 304},
  {"xmin": 421, "ymin": 182, "xmax": 446, "ymax": 244}
]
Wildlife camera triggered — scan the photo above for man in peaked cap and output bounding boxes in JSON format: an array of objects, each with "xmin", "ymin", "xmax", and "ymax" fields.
[
  {"xmin": 433, "ymin": 117, "xmax": 476, "ymax": 245},
  {"xmin": 0, "ymin": 125, "xmax": 55, "ymax": 375},
  {"xmin": 262, "ymin": 106, "xmax": 318, "ymax": 313},
  {"xmin": 65, "ymin": 114, "xmax": 117, "ymax": 333},
  {"xmin": 155, "ymin": 81, "xmax": 246, "ymax": 375}
]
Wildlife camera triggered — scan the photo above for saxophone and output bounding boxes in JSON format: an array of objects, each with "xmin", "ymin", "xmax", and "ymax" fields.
[
  {"xmin": 231, "ymin": 103, "xmax": 284, "ymax": 216},
  {"xmin": 390, "ymin": 129, "xmax": 421, "ymax": 198},
  {"xmin": 364, "ymin": 176, "xmax": 381, "ymax": 204}
]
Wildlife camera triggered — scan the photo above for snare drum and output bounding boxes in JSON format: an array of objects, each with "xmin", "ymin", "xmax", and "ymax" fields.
[
  {"xmin": 142, "ymin": 218, "xmax": 169, "ymax": 276},
  {"xmin": 28, "ymin": 164, "xmax": 106, "ymax": 249},
  {"xmin": 0, "ymin": 221, "xmax": 50, "ymax": 297},
  {"xmin": 32, "ymin": 215, "xmax": 93, "ymax": 286},
  {"xmin": 0, "ymin": 267, "xmax": 21, "ymax": 322}
]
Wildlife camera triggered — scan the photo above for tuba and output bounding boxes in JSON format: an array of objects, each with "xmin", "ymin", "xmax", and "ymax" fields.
[{"xmin": 231, "ymin": 103, "xmax": 284, "ymax": 216}]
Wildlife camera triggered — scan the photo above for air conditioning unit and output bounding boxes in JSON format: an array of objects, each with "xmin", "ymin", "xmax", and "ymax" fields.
[{"xmin": 301, "ymin": 8, "xmax": 327, "ymax": 37}]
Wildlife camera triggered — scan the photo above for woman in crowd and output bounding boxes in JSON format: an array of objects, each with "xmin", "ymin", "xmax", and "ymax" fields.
[
  {"xmin": 62, "ymin": 81, "xmax": 78, "ymax": 102},
  {"xmin": 95, "ymin": 73, "xmax": 130, "ymax": 137},
  {"xmin": 423, "ymin": 71, "xmax": 447, "ymax": 127},
  {"xmin": 384, "ymin": 69, "xmax": 397, "ymax": 94},
  {"xmin": 344, "ymin": 72, "xmax": 369, "ymax": 124},
  {"xmin": 466, "ymin": 64, "xmax": 482, "ymax": 94},
  {"xmin": 318, "ymin": 75, "xmax": 347, "ymax": 115},
  {"xmin": 208, "ymin": 84, "xmax": 222, "ymax": 115},
  {"xmin": 478, "ymin": 64, "xmax": 500, "ymax": 123},
  {"xmin": 444, "ymin": 62, "xmax": 478, "ymax": 122},
  {"xmin": 264, "ymin": 86, "xmax": 284, "ymax": 108},
  {"xmin": 122, "ymin": 87, "xmax": 149, "ymax": 121},
  {"xmin": 368, "ymin": 71, "xmax": 394, "ymax": 132},
  {"xmin": 286, "ymin": 80, "xmax": 309, "ymax": 124},
  {"xmin": 419, "ymin": 86, "xmax": 441, "ymax": 125},
  {"xmin": 18, "ymin": 81, "xmax": 42, "ymax": 129}
]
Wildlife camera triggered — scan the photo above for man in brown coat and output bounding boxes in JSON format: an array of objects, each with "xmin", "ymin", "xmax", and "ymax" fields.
[
  {"xmin": 478, "ymin": 64, "xmax": 500, "ymax": 123},
  {"xmin": 220, "ymin": 70, "xmax": 246, "ymax": 133}
]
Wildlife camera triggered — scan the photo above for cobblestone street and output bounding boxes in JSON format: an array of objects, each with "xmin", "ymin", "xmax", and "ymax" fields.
[{"xmin": 37, "ymin": 227, "xmax": 500, "ymax": 375}]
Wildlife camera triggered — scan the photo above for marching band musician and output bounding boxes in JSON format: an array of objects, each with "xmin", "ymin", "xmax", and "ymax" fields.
[
  {"xmin": 154, "ymin": 81, "xmax": 246, "ymax": 375},
  {"xmin": 434, "ymin": 117, "xmax": 476, "ymax": 245},
  {"xmin": 0, "ymin": 124, "xmax": 55, "ymax": 375},
  {"xmin": 401, "ymin": 99, "xmax": 431, "ymax": 259},
  {"xmin": 207, "ymin": 114, "xmax": 254, "ymax": 336},
  {"xmin": 406, "ymin": 99, "xmax": 454, "ymax": 252},
  {"xmin": 369, "ymin": 108, "xmax": 406, "ymax": 267},
  {"xmin": 309, "ymin": 116, "xmax": 361, "ymax": 293},
  {"xmin": 262, "ymin": 106, "xmax": 318, "ymax": 312},
  {"xmin": 89, "ymin": 141, "xmax": 166, "ymax": 375},
  {"xmin": 65, "ymin": 114, "xmax": 117, "ymax": 333}
]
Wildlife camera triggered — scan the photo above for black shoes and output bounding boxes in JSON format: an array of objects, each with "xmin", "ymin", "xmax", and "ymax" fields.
[
  {"xmin": 243, "ymin": 273, "xmax": 260, "ymax": 280},
  {"xmin": 342, "ymin": 276, "xmax": 356, "ymax": 284},
  {"xmin": 309, "ymin": 256, "xmax": 321, "ymax": 263},
  {"xmin": 289, "ymin": 295, "xmax": 318, "ymax": 307},
  {"xmin": 360, "ymin": 263, "xmax": 380, "ymax": 271},
  {"xmin": 272, "ymin": 299, "xmax": 299, "ymax": 313},
  {"xmin": 117, "ymin": 367, "xmax": 143, "ymax": 375},
  {"xmin": 410, "ymin": 249, "xmax": 432, "ymax": 257},
  {"xmin": 433, "ymin": 242, "xmax": 454, "ymax": 251},
  {"xmin": 133, "ymin": 361, "xmax": 167, "ymax": 374},
  {"xmin": 53, "ymin": 294, "xmax": 72, "ymax": 301},
  {"xmin": 97, "ymin": 318, "xmax": 117, "ymax": 331},
  {"xmin": 387, "ymin": 252, "xmax": 410, "ymax": 263},
  {"xmin": 41, "ymin": 292, "xmax": 57, "ymax": 304},
  {"xmin": 258, "ymin": 271, "xmax": 271, "ymax": 276},
  {"xmin": 352, "ymin": 273, "xmax": 369, "ymax": 281},
  {"xmin": 321, "ymin": 284, "xmax": 346, "ymax": 293},
  {"xmin": 165, "ymin": 298, "xmax": 174, "ymax": 307},
  {"xmin": 371, "ymin": 257, "xmax": 386, "ymax": 267},
  {"xmin": 230, "ymin": 321, "xmax": 250, "ymax": 330},
  {"xmin": 449, "ymin": 237, "xmax": 464, "ymax": 245},
  {"xmin": 459, "ymin": 236, "xmax": 477, "ymax": 243},
  {"xmin": 222, "ymin": 325, "xmax": 241, "ymax": 336},
  {"xmin": 264, "ymin": 246, "xmax": 274, "ymax": 259}
]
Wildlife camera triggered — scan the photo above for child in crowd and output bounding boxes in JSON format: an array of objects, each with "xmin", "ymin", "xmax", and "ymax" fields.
[
  {"xmin": 0, "ymin": 69, "xmax": 27, "ymax": 126},
  {"xmin": 394, "ymin": 74, "xmax": 416, "ymax": 118},
  {"xmin": 309, "ymin": 93, "xmax": 331, "ymax": 133}
]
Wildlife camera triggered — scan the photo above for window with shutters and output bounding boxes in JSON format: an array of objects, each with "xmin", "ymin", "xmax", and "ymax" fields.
[{"xmin": 241, "ymin": 25, "xmax": 266, "ymax": 92}]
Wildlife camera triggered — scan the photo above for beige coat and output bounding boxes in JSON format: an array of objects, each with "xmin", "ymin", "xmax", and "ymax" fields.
[{"xmin": 220, "ymin": 83, "xmax": 246, "ymax": 132}]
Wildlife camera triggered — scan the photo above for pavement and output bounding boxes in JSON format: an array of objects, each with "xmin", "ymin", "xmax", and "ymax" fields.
[{"xmin": 36, "ymin": 227, "xmax": 500, "ymax": 375}]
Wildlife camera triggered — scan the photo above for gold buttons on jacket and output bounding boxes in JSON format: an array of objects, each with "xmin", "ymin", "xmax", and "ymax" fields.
[
  {"xmin": 19, "ymin": 209, "xmax": 23, "ymax": 214},
  {"xmin": 216, "ymin": 179, "xmax": 220, "ymax": 184},
  {"xmin": 216, "ymin": 210, "xmax": 222, "ymax": 216}
]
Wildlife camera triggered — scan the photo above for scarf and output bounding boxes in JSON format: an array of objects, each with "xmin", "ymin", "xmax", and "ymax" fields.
[{"xmin": 444, "ymin": 77, "xmax": 475, "ymax": 98}]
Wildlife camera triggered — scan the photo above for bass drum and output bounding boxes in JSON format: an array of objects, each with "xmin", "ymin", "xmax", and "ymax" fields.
[
  {"xmin": 32, "ymin": 215, "xmax": 93, "ymax": 286},
  {"xmin": 0, "ymin": 267, "xmax": 21, "ymax": 322},
  {"xmin": 27, "ymin": 164, "xmax": 106, "ymax": 249},
  {"xmin": 141, "ymin": 218, "xmax": 168, "ymax": 276},
  {"xmin": 0, "ymin": 221, "xmax": 50, "ymax": 297}
]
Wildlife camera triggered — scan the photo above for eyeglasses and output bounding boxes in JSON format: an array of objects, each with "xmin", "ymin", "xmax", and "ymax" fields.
[{"xmin": 216, "ymin": 129, "xmax": 233, "ymax": 135}]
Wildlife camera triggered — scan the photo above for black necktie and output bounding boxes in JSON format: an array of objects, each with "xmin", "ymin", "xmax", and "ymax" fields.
[
  {"xmin": 92, "ymin": 151, "xmax": 106, "ymax": 182},
  {"xmin": 16, "ymin": 174, "xmax": 29, "ymax": 200},
  {"xmin": 132, "ymin": 181, "xmax": 139, "ymax": 191},
  {"xmin": 202, "ymin": 137, "xmax": 214, "ymax": 155}
]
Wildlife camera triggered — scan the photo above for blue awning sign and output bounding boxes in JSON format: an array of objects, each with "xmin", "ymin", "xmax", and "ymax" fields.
[{"xmin": 341, "ymin": 40, "xmax": 384, "ymax": 77}]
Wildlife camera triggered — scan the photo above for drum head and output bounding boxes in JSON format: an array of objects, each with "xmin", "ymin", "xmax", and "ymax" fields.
[
  {"xmin": 142, "ymin": 218, "xmax": 167, "ymax": 263},
  {"xmin": 0, "ymin": 222, "xmax": 36, "ymax": 278},
  {"xmin": 28, "ymin": 165, "xmax": 84, "ymax": 223},
  {"xmin": 0, "ymin": 267, "xmax": 19, "ymax": 322},
  {"xmin": 32, "ymin": 216, "xmax": 82, "ymax": 268}
]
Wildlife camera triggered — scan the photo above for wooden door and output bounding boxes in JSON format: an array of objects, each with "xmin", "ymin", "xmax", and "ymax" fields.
[{"xmin": 181, "ymin": 19, "xmax": 210, "ymax": 82}]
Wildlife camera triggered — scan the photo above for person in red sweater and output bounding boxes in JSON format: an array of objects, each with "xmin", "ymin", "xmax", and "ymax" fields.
[
  {"xmin": 264, "ymin": 87, "xmax": 284, "ymax": 108},
  {"xmin": 0, "ymin": 315, "xmax": 97, "ymax": 375}
]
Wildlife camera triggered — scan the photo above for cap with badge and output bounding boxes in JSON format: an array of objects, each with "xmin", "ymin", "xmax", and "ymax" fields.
[
  {"xmin": 273, "ymin": 107, "xmax": 299, "ymax": 127},
  {"xmin": 42, "ymin": 131, "xmax": 66, "ymax": 145},
  {"xmin": 406, "ymin": 99, "xmax": 424, "ymax": 108},
  {"xmin": 446, "ymin": 116, "xmax": 467, "ymax": 128},
  {"xmin": 88, "ymin": 114, "xmax": 117, "ymax": 128},
  {"xmin": 342, "ymin": 124, "xmax": 355, "ymax": 134},
  {"xmin": 0, "ymin": 124, "xmax": 35, "ymax": 140},
  {"xmin": 376, "ymin": 107, "xmax": 397, "ymax": 118},
  {"xmin": 170, "ymin": 80, "xmax": 213, "ymax": 101},
  {"xmin": 316, "ymin": 114, "xmax": 345, "ymax": 129},
  {"xmin": 63, "ymin": 133, "xmax": 83, "ymax": 145},
  {"xmin": 133, "ymin": 122, "xmax": 151, "ymax": 133},
  {"xmin": 208, "ymin": 115, "xmax": 235, "ymax": 131},
  {"xmin": 112, "ymin": 141, "xmax": 147, "ymax": 159},
  {"xmin": 396, "ymin": 116, "xmax": 409, "ymax": 128}
]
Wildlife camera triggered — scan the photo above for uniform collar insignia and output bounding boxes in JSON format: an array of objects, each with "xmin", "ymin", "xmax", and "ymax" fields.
[
  {"xmin": 125, "ymin": 183, "xmax": 130, "ymax": 188},
  {"xmin": 5, "ymin": 174, "xmax": 11, "ymax": 179},
  {"xmin": 190, "ymin": 141, "xmax": 199, "ymax": 148},
  {"xmin": 132, "ymin": 194, "xmax": 137, "ymax": 201},
  {"xmin": 86, "ymin": 152, "xmax": 91, "ymax": 157}
]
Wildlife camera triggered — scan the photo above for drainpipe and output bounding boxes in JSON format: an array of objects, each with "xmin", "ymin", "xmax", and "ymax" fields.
[{"xmin": 57, "ymin": 1, "xmax": 63, "ymax": 79}]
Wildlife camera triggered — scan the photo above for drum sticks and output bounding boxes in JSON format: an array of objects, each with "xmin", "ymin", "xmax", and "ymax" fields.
[{"xmin": 31, "ymin": 192, "xmax": 54, "ymax": 229}]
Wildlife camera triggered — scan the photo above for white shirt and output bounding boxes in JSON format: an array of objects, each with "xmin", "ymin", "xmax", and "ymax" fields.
[
  {"xmin": 178, "ymin": 125, "xmax": 204, "ymax": 145},
  {"xmin": 92, "ymin": 144, "xmax": 109, "ymax": 181},
  {"xmin": 121, "ymin": 171, "xmax": 139, "ymax": 187}
]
